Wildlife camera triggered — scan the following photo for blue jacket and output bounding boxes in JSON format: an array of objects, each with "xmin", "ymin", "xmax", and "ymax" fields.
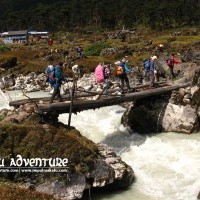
[
  {"xmin": 119, "ymin": 63, "xmax": 126, "ymax": 74},
  {"xmin": 149, "ymin": 60, "xmax": 155, "ymax": 71},
  {"xmin": 120, "ymin": 62, "xmax": 131, "ymax": 73},
  {"xmin": 52, "ymin": 65, "xmax": 63, "ymax": 87}
]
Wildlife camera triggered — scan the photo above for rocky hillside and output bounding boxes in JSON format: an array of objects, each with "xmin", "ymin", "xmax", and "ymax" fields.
[{"xmin": 0, "ymin": 27, "xmax": 200, "ymax": 78}]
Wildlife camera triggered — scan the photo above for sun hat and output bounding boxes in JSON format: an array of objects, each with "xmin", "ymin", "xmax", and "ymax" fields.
[
  {"xmin": 72, "ymin": 64, "xmax": 79, "ymax": 73},
  {"xmin": 72, "ymin": 64, "xmax": 78, "ymax": 69},
  {"xmin": 151, "ymin": 55, "xmax": 158, "ymax": 60},
  {"xmin": 48, "ymin": 65, "xmax": 54, "ymax": 70},
  {"xmin": 122, "ymin": 58, "xmax": 126, "ymax": 62},
  {"xmin": 115, "ymin": 61, "xmax": 121, "ymax": 65}
]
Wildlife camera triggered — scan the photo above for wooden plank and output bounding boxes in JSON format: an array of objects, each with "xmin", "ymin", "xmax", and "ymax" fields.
[
  {"xmin": 9, "ymin": 81, "xmax": 168, "ymax": 107},
  {"xmin": 38, "ymin": 83, "xmax": 189, "ymax": 114}
]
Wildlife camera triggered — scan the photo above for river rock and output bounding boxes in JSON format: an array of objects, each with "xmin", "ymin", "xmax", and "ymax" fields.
[
  {"xmin": 2, "ymin": 76, "xmax": 15, "ymax": 87},
  {"xmin": 191, "ymin": 86, "xmax": 200, "ymax": 106},
  {"xmin": 178, "ymin": 88, "xmax": 185, "ymax": 97},
  {"xmin": 197, "ymin": 107, "xmax": 200, "ymax": 118},
  {"xmin": 36, "ymin": 173, "xmax": 86, "ymax": 200},
  {"xmin": 95, "ymin": 143, "xmax": 134, "ymax": 188},
  {"xmin": 121, "ymin": 95, "xmax": 169, "ymax": 133},
  {"xmin": 162, "ymin": 103, "xmax": 199, "ymax": 133}
]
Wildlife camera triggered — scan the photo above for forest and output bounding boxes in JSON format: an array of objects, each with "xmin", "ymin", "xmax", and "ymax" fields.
[{"xmin": 0, "ymin": 0, "xmax": 200, "ymax": 32}]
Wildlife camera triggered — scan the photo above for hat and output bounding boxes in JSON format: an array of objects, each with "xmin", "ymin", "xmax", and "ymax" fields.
[
  {"xmin": 48, "ymin": 65, "xmax": 54, "ymax": 70},
  {"xmin": 115, "ymin": 61, "xmax": 121, "ymax": 65},
  {"xmin": 151, "ymin": 56, "xmax": 158, "ymax": 60},
  {"xmin": 122, "ymin": 58, "xmax": 126, "ymax": 62},
  {"xmin": 72, "ymin": 64, "xmax": 78, "ymax": 68},
  {"xmin": 72, "ymin": 64, "xmax": 78, "ymax": 70}
]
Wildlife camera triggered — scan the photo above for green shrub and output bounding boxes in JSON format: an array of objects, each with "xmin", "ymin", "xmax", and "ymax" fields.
[
  {"xmin": 0, "ymin": 45, "xmax": 11, "ymax": 53},
  {"xmin": 0, "ymin": 115, "xmax": 4, "ymax": 121},
  {"xmin": 85, "ymin": 42, "xmax": 110, "ymax": 56}
]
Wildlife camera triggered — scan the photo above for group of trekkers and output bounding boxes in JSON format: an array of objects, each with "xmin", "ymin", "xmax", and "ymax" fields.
[
  {"xmin": 94, "ymin": 58, "xmax": 131, "ymax": 94},
  {"xmin": 142, "ymin": 53, "xmax": 179, "ymax": 87},
  {"xmin": 45, "ymin": 53, "xmax": 180, "ymax": 103}
]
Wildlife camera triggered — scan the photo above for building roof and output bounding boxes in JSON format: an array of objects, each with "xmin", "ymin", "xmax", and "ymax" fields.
[
  {"xmin": 5, "ymin": 30, "xmax": 28, "ymax": 36},
  {"xmin": 28, "ymin": 31, "xmax": 49, "ymax": 35}
]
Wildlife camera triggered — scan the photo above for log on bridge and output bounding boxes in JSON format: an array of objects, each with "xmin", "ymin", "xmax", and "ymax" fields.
[
  {"xmin": 38, "ymin": 84, "xmax": 189, "ymax": 114},
  {"xmin": 9, "ymin": 81, "xmax": 168, "ymax": 107}
]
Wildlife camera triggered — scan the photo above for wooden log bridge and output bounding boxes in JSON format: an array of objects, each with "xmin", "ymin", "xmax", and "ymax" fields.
[{"xmin": 36, "ymin": 83, "xmax": 189, "ymax": 114}]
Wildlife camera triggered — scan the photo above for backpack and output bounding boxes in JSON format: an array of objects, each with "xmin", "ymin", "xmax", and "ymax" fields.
[
  {"xmin": 45, "ymin": 65, "xmax": 55, "ymax": 83},
  {"xmin": 45, "ymin": 65, "xmax": 53, "ymax": 75},
  {"xmin": 54, "ymin": 66, "xmax": 64, "ymax": 83},
  {"xmin": 116, "ymin": 65, "xmax": 124, "ymax": 76},
  {"xmin": 166, "ymin": 57, "xmax": 174, "ymax": 67},
  {"xmin": 95, "ymin": 64, "xmax": 104, "ymax": 83},
  {"xmin": 124, "ymin": 64, "xmax": 131, "ymax": 73},
  {"xmin": 103, "ymin": 66, "xmax": 110, "ymax": 78},
  {"xmin": 143, "ymin": 59, "xmax": 150, "ymax": 71}
]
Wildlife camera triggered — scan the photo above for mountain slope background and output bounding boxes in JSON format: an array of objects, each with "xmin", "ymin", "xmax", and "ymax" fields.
[{"xmin": 0, "ymin": 0, "xmax": 200, "ymax": 32}]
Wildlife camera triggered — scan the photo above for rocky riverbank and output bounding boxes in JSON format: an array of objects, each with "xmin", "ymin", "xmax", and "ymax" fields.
[
  {"xmin": 0, "ymin": 106, "xmax": 134, "ymax": 199},
  {"xmin": 122, "ymin": 68, "xmax": 200, "ymax": 134}
]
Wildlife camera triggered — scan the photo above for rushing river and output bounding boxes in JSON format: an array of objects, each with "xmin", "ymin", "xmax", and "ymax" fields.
[
  {"xmin": 59, "ymin": 106, "xmax": 200, "ymax": 200},
  {"xmin": 1, "ymin": 91, "xmax": 200, "ymax": 200}
]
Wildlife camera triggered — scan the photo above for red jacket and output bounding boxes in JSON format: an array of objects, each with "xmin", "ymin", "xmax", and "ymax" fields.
[{"xmin": 167, "ymin": 56, "xmax": 179, "ymax": 68}]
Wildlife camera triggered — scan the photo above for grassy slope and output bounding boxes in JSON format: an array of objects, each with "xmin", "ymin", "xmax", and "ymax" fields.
[
  {"xmin": 0, "ymin": 182, "xmax": 55, "ymax": 200},
  {"xmin": 0, "ymin": 27, "xmax": 199, "ymax": 76},
  {"xmin": 0, "ymin": 123, "xmax": 98, "ymax": 172},
  {"xmin": 0, "ymin": 122, "xmax": 98, "ymax": 199}
]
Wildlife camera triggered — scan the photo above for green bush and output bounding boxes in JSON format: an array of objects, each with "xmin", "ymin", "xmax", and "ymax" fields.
[
  {"xmin": 85, "ymin": 42, "xmax": 110, "ymax": 56},
  {"xmin": 0, "ymin": 115, "xmax": 5, "ymax": 121},
  {"xmin": 0, "ymin": 45, "xmax": 11, "ymax": 53}
]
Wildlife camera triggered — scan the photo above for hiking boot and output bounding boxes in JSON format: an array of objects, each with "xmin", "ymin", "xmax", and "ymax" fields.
[{"xmin": 149, "ymin": 86, "xmax": 155, "ymax": 89}]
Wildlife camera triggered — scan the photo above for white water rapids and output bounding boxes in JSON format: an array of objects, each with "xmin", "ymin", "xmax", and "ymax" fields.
[
  {"xmin": 1, "ymin": 91, "xmax": 200, "ymax": 200},
  {"xmin": 59, "ymin": 106, "xmax": 200, "ymax": 200}
]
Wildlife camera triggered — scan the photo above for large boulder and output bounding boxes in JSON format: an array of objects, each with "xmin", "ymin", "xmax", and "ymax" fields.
[
  {"xmin": 122, "ymin": 96, "xmax": 169, "ymax": 133},
  {"xmin": 162, "ymin": 103, "xmax": 199, "ymax": 133},
  {"xmin": 122, "ymin": 92, "xmax": 199, "ymax": 134}
]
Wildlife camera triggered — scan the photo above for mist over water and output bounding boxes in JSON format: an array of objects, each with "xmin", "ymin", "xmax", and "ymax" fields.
[{"xmin": 59, "ymin": 106, "xmax": 200, "ymax": 200}]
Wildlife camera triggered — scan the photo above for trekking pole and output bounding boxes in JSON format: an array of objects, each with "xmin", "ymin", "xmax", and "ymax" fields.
[{"xmin": 68, "ymin": 76, "xmax": 75, "ymax": 128}]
